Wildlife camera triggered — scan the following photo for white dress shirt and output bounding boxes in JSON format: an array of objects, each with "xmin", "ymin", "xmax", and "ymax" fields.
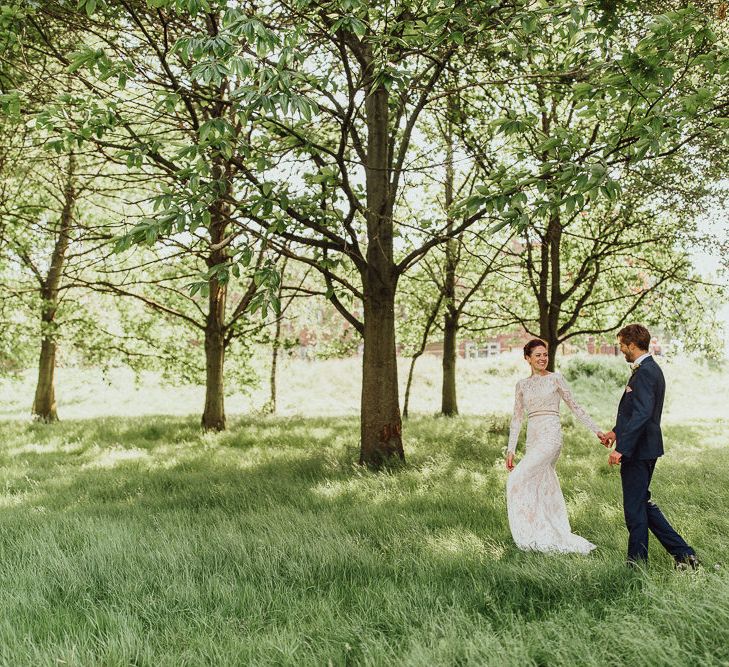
[{"xmin": 632, "ymin": 352, "xmax": 651, "ymax": 368}]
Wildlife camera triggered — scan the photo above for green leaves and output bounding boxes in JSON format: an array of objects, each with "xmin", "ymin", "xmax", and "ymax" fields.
[
  {"xmin": 330, "ymin": 15, "xmax": 367, "ymax": 38},
  {"xmin": 198, "ymin": 118, "xmax": 233, "ymax": 144},
  {"xmin": 492, "ymin": 114, "xmax": 536, "ymax": 137},
  {"xmin": 0, "ymin": 91, "xmax": 21, "ymax": 118},
  {"xmin": 66, "ymin": 46, "xmax": 135, "ymax": 89},
  {"xmin": 449, "ymin": 31, "xmax": 464, "ymax": 45},
  {"xmin": 521, "ymin": 15, "xmax": 538, "ymax": 35},
  {"xmin": 34, "ymin": 93, "xmax": 121, "ymax": 157},
  {"xmin": 536, "ymin": 137, "xmax": 561, "ymax": 154},
  {"xmin": 67, "ymin": 47, "xmax": 107, "ymax": 74},
  {"xmin": 77, "ymin": 0, "xmax": 100, "ymax": 16},
  {"xmin": 572, "ymin": 82, "xmax": 594, "ymax": 99},
  {"xmin": 189, "ymin": 60, "xmax": 229, "ymax": 86},
  {"xmin": 189, "ymin": 257, "xmax": 281, "ymax": 318},
  {"xmin": 176, "ymin": 16, "xmax": 279, "ymax": 64},
  {"xmin": 145, "ymin": 0, "xmax": 213, "ymax": 16},
  {"xmin": 114, "ymin": 220, "xmax": 161, "ymax": 253},
  {"xmin": 249, "ymin": 263, "xmax": 282, "ymax": 317}
]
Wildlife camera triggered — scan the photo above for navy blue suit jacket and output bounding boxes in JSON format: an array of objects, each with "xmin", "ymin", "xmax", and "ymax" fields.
[{"xmin": 613, "ymin": 355, "xmax": 665, "ymax": 460}]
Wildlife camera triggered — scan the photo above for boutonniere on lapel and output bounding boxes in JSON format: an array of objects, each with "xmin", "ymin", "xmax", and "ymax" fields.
[{"xmin": 625, "ymin": 386, "xmax": 633, "ymax": 393}]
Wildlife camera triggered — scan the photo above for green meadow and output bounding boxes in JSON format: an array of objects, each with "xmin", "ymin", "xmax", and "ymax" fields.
[{"xmin": 0, "ymin": 355, "xmax": 727, "ymax": 666}]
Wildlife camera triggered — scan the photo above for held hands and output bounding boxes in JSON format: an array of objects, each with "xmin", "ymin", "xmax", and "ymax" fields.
[
  {"xmin": 597, "ymin": 430, "xmax": 615, "ymax": 448},
  {"xmin": 597, "ymin": 431, "xmax": 622, "ymax": 465}
]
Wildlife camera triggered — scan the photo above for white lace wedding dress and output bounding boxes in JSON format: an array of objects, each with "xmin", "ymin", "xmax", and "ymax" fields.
[{"xmin": 507, "ymin": 372, "xmax": 599, "ymax": 554}]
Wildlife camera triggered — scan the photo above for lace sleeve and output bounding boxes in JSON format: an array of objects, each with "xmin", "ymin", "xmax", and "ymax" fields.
[
  {"xmin": 555, "ymin": 373, "xmax": 600, "ymax": 433},
  {"xmin": 507, "ymin": 381, "xmax": 525, "ymax": 454}
]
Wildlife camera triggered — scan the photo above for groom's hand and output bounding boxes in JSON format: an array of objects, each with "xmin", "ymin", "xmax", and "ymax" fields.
[
  {"xmin": 599, "ymin": 430, "xmax": 616, "ymax": 447},
  {"xmin": 608, "ymin": 449, "xmax": 622, "ymax": 466},
  {"xmin": 597, "ymin": 431, "xmax": 612, "ymax": 447}
]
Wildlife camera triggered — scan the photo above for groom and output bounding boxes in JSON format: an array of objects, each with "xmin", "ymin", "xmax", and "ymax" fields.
[{"xmin": 601, "ymin": 324, "xmax": 698, "ymax": 569}]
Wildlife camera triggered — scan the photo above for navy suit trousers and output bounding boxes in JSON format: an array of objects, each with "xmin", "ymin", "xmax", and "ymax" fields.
[{"xmin": 620, "ymin": 457, "xmax": 694, "ymax": 562}]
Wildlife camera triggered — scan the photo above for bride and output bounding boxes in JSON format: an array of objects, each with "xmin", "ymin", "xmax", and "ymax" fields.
[{"xmin": 506, "ymin": 339, "xmax": 607, "ymax": 554}]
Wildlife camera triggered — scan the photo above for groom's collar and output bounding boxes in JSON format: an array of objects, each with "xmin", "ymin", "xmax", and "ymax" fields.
[{"xmin": 633, "ymin": 352, "xmax": 651, "ymax": 367}]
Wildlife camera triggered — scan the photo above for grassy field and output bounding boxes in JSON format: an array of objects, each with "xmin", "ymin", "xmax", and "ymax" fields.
[{"xmin": 0, "ymin": 355, "xmax": 728, "ymax": 665}]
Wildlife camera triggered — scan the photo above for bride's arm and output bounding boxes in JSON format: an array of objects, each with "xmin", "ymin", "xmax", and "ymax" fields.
[
  {"xmin": 507, "ymin": 382, "xmax": 525, "ymax": 455},
  {"xmin": 555, "ymin": 373, "xmax": 601, "ymax": 434}
]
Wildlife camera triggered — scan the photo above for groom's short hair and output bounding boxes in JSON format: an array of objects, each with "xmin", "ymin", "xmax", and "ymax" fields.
[{"xmin": 617, "ymin": 324, "xmax": 650, "ymax": 350}]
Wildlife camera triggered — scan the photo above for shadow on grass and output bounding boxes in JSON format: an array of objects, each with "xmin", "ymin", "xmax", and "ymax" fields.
[
  {"xmin": 2, "ymin": 413, "xmax": 721, "ymax": 513},
  {"xmin": 1, "ymin": 414, "xmax": 725, "ymax": 624}
]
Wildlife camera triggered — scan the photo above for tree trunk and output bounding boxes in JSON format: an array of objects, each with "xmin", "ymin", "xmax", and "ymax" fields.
[
  {"xmin": 33, "ymin": 330, "xmax": 59, "ymax": 422},
  {"xmin": 440, "ymin": 111, "xmax": 459, "ymax": 416},
  {"xmin": 265, "ymin": 256, "xmax": 287, "ymax": 415},
  {"xmin": 359, "ymin": 80, "xmax": 403, "ymax": 467},
  {"xmin": 402, "ymin": 353, "xmax": 419, "ymax": 420},
  {"xmin": 202, "ymin": 315, "xmax": 226, "ymax": 430},
  {"xmin": 268, "ymin": 305, "xmax": 282, "ymax": 416},
  {"xmin": 441, "ymin": 310, "xmax": 459, "ymax": 415},
  {"xmin": 32, "ymin": 154, "xmax": 75, "ymax": 422},
  {"xmin": 544, "ymin": 328, "xmax": 560, "ymax": 372},
  {"xmin": 403, "ymin": 294, "xmax": 442, "ymax": 419},
  {"xmin": 361, "ymin": 278, "xmax": 403, "ymax": 466},
  {"xmin": 540, "ymin": 211, "xmax": 562, "ymax": 372},
  {"xmin": 201, "ymin": 198, "xmax": 229, "ymax": 431}
]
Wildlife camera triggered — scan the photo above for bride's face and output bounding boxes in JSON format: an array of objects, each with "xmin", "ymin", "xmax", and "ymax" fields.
[{"xmin": 526, "ymin": 346, "xmax": 549, "ymax": 373}]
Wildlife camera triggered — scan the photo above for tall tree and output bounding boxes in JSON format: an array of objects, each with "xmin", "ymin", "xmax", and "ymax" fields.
[
  {"xmin": 454, "ymin": 3, "xmax": 729, "ymax": 368},
  {"xmin": 32, "ymin": 153, "xmax": 77, "ymax": 421},
  {"xmin": 214, "ymin": 0, "xmax": 541, "ymax": 464},
  {"xmin": 0, "ymin": 113, "xmax": 111, "ymax": 420},
  {"xmin": 22, "ymin": 0, "xmax": 283, "ymax": 429}
]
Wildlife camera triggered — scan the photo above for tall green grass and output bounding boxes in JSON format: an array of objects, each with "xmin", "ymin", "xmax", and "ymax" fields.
[{"xmin": 0, "ymin": 407, "xmax": 727, "ymax": 666}]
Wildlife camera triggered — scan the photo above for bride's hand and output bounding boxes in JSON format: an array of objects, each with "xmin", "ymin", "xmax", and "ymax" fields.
[
  {"xmin": 506, "ymin": 453, "xmax": 515, "ymax": 471},
  {"xmin": 597, "ymin": 431, "xmax": 613, "ymax": 448}
]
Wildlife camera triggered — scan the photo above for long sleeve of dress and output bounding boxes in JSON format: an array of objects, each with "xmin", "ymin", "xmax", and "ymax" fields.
[
  {"xmin": 507, "ymin": 382, "xmax": 525, "ymax": 454},
  {"xmin": 555, "ymin": 373, "xmax": 600, "ymax": 433}
]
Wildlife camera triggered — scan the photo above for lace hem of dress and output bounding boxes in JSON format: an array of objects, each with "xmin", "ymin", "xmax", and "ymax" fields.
[{"xmin": 514, "ymin": 538, "xmax": 597, "ymax": 555}]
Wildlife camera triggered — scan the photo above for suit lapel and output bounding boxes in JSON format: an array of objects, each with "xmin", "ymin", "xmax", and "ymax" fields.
[{"xmin": 629, "ymin": 355, "xmax": 653, "ymax": 385}]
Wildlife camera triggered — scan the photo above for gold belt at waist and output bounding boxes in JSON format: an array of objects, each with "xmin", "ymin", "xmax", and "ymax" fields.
[{"xmin": 528, "ymin": 410, "xmax": 560, "ymax": 418}]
